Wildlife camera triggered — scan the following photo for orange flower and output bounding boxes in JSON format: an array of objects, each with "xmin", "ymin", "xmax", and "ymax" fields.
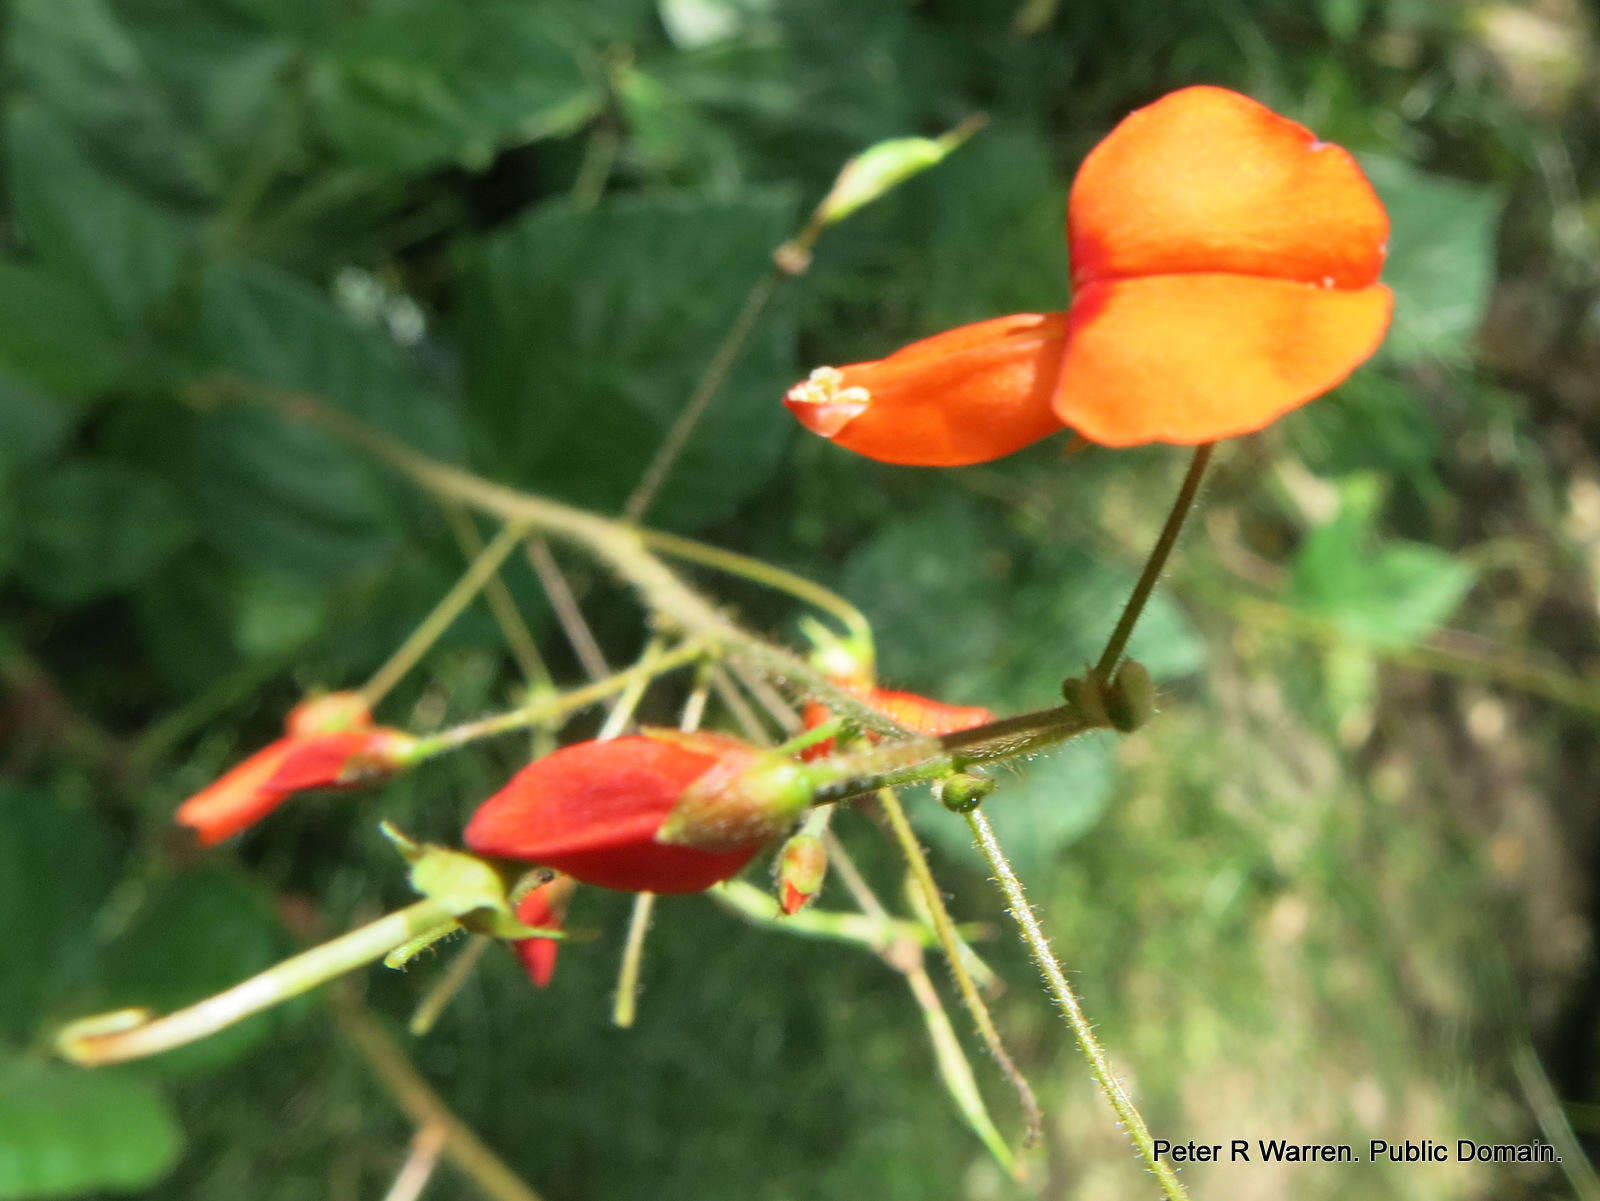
[
  {"xmin": 784, "ymin": 86, "xmax": 1391, "ymax": 463},
  {"xmin": 175, "ymin": 693, "xmax": 411, "ymax": 845}
]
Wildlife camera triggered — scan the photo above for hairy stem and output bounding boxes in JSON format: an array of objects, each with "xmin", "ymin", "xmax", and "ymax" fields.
[
  {"xmin": 877, "ymin": 788, "xmax": 1042, "ymax": 1146},
  {"xmin": 966, "ymin": 810, "xmax": 1189, "ymax": 1201}
]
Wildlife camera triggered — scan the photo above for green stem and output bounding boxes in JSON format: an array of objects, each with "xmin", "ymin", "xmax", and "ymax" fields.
[
  {"xmin": 966, "ymin": 811, "xmax": 1189, "ymax": 1201},
  {"xmin": 332, "ymin": 993, "xmax": 546, "ymax": 1201},
  {"xmin": 625, "ymin": 273, "xmax": 780, "ymax": 522},
  {"xmin": 362, "ymin": 522, "xmax": 528, "ymax": 707},
  {"xmin": 1094, "ymin": 443, "xmax": 1213, "ymax": 681},
  {"xmin": 641, "ymin": 529, "xmax": 873, "ymax": 650},
  {"xmin": 404, "ymin": 641, "xmax": 707, "ymax": 762},
  {"xmin": 58, "ymin": 898, "xmax": 460, "ymax": 1066},
  {"xmin": 613, "ymin": 892, "xmax": 655, "ymax": 1028},
  {"xmin": 877, "ymin": 789, "xmax": 1042, "ymax": 1147}
]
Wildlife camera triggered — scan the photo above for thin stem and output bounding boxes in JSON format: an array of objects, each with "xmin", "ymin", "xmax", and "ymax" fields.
[
  {"xmin": 728, "ymin": 658, "xmax": 804, "ymax": 733},
  {"xmin": 640, "ymin": 529, "xmax": 873, "ymax": 649},
  {"xmin": 612, "ymin": 892, "xmax": 656, "ymax": 1028},
  {"xmin": 712, "ymin": 879, "xmax": 981, "ymax": 952},
  {"xmin": 58, "ymin": 898, "xmax": 460, "ymax": 1066},
  {"xmin": 409, "ymin": 934, "xmax": 493, "ymax": 1037},
  {"xmin": 877, "ymin": 788, "xmax": 1042, "ymax": 1147},
  {"xmin": 362, "ymin": 523, "xmax": 528, "ymax": 707},
  {"xmin": 527, "ymin": 539, "xmax": 612, "ymax": 682},
  {"xmin": 625, "ymin": 273, "xmax": 780, "ymax": 521},
  {"xmin": 382, "ymin": 1125, "xmax": 448, "ymax": 1201},
  {"xmin": 710, "ymin": 666, "xmax": 778, "ymax": 743},
  {"xmin": 595, "ymin": 637, "xmax": 666, "ymax": 740},
  {"xmin": 332, "ymin": 993, "xmax": 546, "ymax": 1201},
  {"xmin": 966, "ymin": 811, "xmax": 1189, "ymax": 1201},
  {"xmin": 405, "ymin": 641, "xmax": 707, "ymax": 761},
  {"xmin": 236, "ymin": 384, "xmax": 907, "ymax": 737},
  {"xmin": 1094, "ymin": 443, "xmax": 1213, "ymax": 681},
  {"xmin": 442, "ymin": 503, "xmax": 554, "ymax": 695}
]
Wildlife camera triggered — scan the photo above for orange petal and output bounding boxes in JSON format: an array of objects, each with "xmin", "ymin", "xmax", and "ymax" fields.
[
  {"xmin": 1053, "ymin": 275, "xmax": 1393, "ymax": 447},
  {"xmin": 174, "ymin": 739, "xmax": 296, "ymax": 845},
  {"xmin": 783, "ymin": 313, "xmax": 1072, "ymax": 467},
  {"xmin": 1068, "ymin": 86, "xmax": 1388, "ymax": 290}
]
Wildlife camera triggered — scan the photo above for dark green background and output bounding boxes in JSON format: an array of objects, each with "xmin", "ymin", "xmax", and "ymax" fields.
[{"xmin": 2, "ymin": 1, "xmax": 1597, "ymax": 1198}]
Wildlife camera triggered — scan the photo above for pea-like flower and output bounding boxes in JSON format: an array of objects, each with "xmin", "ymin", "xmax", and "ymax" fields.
[
  {"xmin": 785, "ymin": 86, "xmax": 1391, "ymax": 463},
  {"xmin": 463, "ymin": 731, "xmax": 816, "ymax": 894},
  {"xmin": 174, "ymin": 693, "xmax": 412, "ymax": 845},
  {"xmin": 510, "ymin": 875, "xmax": 576, "ymax": 988}
]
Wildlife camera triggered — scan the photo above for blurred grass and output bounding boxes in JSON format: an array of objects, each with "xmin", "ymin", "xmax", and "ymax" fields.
[{"xmin": 3, "ymin": 1, "xmax": 1600, "ymax": 1198}]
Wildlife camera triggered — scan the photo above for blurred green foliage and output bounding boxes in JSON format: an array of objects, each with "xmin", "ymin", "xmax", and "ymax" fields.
[{"xmin": 3, "ymin": 1, "xmax": 1598, "ymax": 1199}]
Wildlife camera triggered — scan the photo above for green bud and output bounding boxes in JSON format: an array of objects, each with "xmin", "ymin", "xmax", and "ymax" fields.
[
  {"xmin": 1104, "ymin": 660, "xmax": 1156, "ymax": 733},
  {"xmin": 812, "ymin": 116, "xmax": 986, "ymax": 227},
  {"xmin": 656, "ymin": 751, "xmax": 819, "ymax": 852},
  {"xmin": 936, "ymin": 771, "xmax": 995, "ymax": 813}
]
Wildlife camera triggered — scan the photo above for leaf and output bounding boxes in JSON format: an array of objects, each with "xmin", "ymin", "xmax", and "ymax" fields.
[
  {"xmin": 456, "ymin": 189, "xmax": 798, "ymax": 528},
  {"xmin": 99, "ymin": 866, "xmax": 289, "ymax": 1076},
  {"xmin": 178, "ymin": 258, "xmax": 465, "ymax": 578},
  {"xmin": 308, "ymin": 1, "xmax": 600, "ymax": 173},
  {"xmin": 916, "ymin": 735, "xmax": 1117, "ymax": 883},
  {"xmin": 842, "ymin": 496, "xmax": 1205, "ymax": 711},
  {"xmin": 0, "ymin": 1062, "xmax": 183, "ymax": 1199},
  {"xmin": 5, "ymin": 102, "xmax": 188, "ymax": 327},
  {"xmin": 0, "ymin": 788, "xmax": 117, "ymax": 1041},
  {"xmin": 17, "ymin": 458, "xmax": 195, "ymax": 605},
  {"xmin": 1285, "ymin": 474, "xmax": 1475, "ymax": 648},
  {"xmin": 0, "ymin": 371, "xmax": 79, "ymax": 480},
  {"xmin": 1361, "ymin": 154, "xmax": 1503, "ymax": 365},
  {"xmin": 0, "ymin": 261, "xmax": 124, "ymax": 397},
  {"xmin": 7, "ymin": 0, "xmax": 219, "ymax": 197}
]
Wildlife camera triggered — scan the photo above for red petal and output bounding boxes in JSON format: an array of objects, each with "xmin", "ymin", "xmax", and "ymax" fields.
[
  {"xmin": 262, "ymin": 731, "xmax": 373, "ymax": 794},
  {"xmin": 784, "ymin": 313, "xmax": 1072, "ymax": 466},
  {"xmin": 511, "ymin": 878, "xmax": 572, "ymax": 988},
  {"xmin": 780, "ymin": 882, "xmax": 808, "ymax": 916},
  {"xmin": 174, "ymin": 740, "xmax": 296, "ymax": 845},
  {"xmin": 866, "ymin": 688, "xmax": 993, "ymax": 735},
  {"xmin": 464, "ymin": 733, "xmax": 761, "ymax": 894},
  {"xmin": 1068, "ymin": 86, "xmax": 1388, "ymax": 290},
  {"xmin": 1054, "ymin": 275, "xmax": 1393, "ymax": 446}
]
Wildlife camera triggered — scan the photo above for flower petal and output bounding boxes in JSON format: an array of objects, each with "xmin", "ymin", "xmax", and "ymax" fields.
[
  {"xmin": 464, "ymin": 733, "xmax": 761, "ymax": 894},
  {"xmin": 783, "ymin": 313, "xmax": 1072, "ymax": 466},
  {"xmin": 1068, "ymin": 86, "xmax": 1388, "ymax": 290},
  {"xmin": 1053, "ymin": 275, "xmax": 1393, "ymax": 446},
  {"xmin": 174, "ymin": 740, "xmax": 296, "ymax": 845}
]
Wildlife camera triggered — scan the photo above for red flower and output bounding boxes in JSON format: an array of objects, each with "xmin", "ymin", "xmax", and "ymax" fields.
[
  {"xmin": 464, "ymin": 731, "xmax": 807, "ymax": 894},
  {"xmin": 175, "ymin": 693, "xmax": 411, "ymax": 845},
  {"xmin": 510, "ymin": 875, "xmax": 576, "ymax": 988},
  {"xmin": 785, "ymin": 86, "xmax": 1391, "ymax": 463},
  {"xmin": 801, "ymin": 683, "xmax": 994, "ymax": 759}
]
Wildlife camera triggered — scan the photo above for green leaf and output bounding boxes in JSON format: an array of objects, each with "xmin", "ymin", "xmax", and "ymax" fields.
[
  {"xmin": 916, "ymin": 735, "xmax": 1117, "ymax": 883},
  {"xmin": 1361, "ymin": 154, "xmax": 1503, "ymax": 365},
  {"xmin": 0, "ymin": 372, "xmax": 79, "ymax": 480},
  {"xmin": 178, "ymin": 258, "xmax": 465, "ymax": 578},
  {"xmin": 0, "ymin": 261, "xmax": 124, "ymax": 397},
  {"xmin": 457, "ymin": 189, "xmax": 798, "ymax": 528},
  {"xmin": 17, "ymin": 458, "xmax": 195, "ymax": 605},
  {"xmin": 99, "ymin": 867, "xmax": 289, "ymax": 1075},
  {"xmin": 5, "ymin": 102, "xmax": 188, "ymax": 327},
  {"xmin": 0, "ymin": 1062, "xmax": 183, "ymax": 1199},
  {"xmin": 1285, "ymin": 474, "xmax": 1475, "ymax": 648},
  {"xmin": 0, "ymin": 788, "xmax": 117, "ymax": 1041},
  {"xmin": 8, "ymin": 0, "xmax": 218, "ymax": 196},
  {"xmin": 842, "ymin": 496, "xmax": 1205, "ymax": 711},
  {"xmin": 308, "ymin": 1, "xmax": 600, "ymax": 173}
]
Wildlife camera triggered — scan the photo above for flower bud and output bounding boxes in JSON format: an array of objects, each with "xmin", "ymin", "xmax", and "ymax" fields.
[
  {"xmin": 935, "ymin": 771, "xmax": 995, "ymax": 814},
  {"xmin": 1103, "ymin": 660, "xmax": 1156, "ymax": 733},
  {"xmin": 463, "ymin": 730, "xmax": 778, "ymax": 894},
  {"xmin": 511, "ymin": 875, "xmax": 576, "ymax": 988},
  {"xmin": 175, "ymin": 694, "xmax": 408, "ymax": 845},
  {"xmin": 655, "ymin": 749, "xmax": 817, "ymax": 852},
  {"xmin": 775, "ymin": 833, "xmax": 828, "ymax": 915}
]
